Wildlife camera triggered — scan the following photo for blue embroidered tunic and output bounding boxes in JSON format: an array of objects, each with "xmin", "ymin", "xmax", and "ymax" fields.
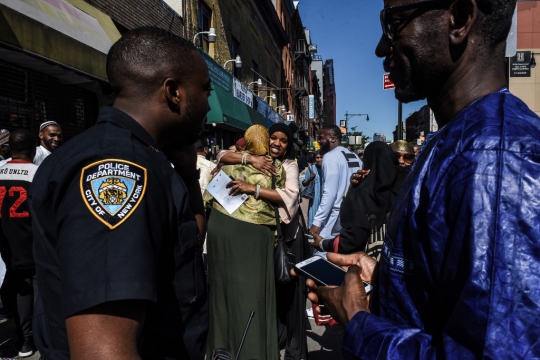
[{"xmin": 343, "ymin": 89, "xmax": 540, "ymax": 359}]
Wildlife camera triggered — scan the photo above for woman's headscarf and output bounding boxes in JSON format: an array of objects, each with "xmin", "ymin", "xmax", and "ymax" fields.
[
  {"xmin": 340, "ymin": 141, "xmax": 407, "ymax": 230},
  {"xmin": 269, "ymin": 123, "xmax": 294, "ymax": 160},
  {"xmin": 244, "ymin": 124, "xmax": 269, "ymax": 156}
]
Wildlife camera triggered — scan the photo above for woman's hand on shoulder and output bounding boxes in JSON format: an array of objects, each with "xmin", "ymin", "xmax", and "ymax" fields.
[{"xmin": 249, "ymin": 155, "xmax": 277, "ymax": 176}]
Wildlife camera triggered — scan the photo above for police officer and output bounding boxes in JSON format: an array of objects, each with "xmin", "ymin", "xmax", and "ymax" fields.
[{"xmin": 30, "ymin": 27, "xmax": 211, "ymax": 359}]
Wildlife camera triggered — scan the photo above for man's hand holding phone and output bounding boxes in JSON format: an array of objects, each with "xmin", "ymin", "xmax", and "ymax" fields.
[{"xmin": 300, "ymin": 252, "xmax": 378, "ymax": 327}]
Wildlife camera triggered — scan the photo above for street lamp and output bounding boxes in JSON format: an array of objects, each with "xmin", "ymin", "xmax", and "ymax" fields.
[
  {"xmin": 192, "ymin": 28, "xmax": 216, "ymax": 45},
  {"xmin": 343, "ymin": 112, "xmax": 370, "ymax": 151},
  {"xmin": 249, "ymin": 78, "xmax": 263, "ymax": 89},
  {"xmin": 223, "ymin": 56, "xmax": 242, "ymax": 69},
  {"xmin": 264, "ymin": 93, "xmax": 277, "ymax": 103},
  {"xmin": 343, "ymin": 112, "xmax": 370, "ymax": 129}
]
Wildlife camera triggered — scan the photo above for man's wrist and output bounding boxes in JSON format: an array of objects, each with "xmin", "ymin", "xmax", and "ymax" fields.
[{"xmin": 347, "ymin": 306, "xmax": 368, "ymax": 323}]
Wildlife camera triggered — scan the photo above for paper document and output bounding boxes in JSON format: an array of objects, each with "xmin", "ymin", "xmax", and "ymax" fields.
[{"xmin": 206, "ymin": 170, "xmax": 248, "ymax": 214}]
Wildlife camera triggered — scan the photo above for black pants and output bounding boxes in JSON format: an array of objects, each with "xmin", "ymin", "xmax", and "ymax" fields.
[{"xmin": 1, "ymin": 268, "xmax": 37, "ymax": 344}]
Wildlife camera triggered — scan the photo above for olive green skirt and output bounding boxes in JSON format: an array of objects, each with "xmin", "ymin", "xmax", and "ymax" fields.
[{"xmin": 206, "ymin": 209, "xmax": 279, "ymax": 360}]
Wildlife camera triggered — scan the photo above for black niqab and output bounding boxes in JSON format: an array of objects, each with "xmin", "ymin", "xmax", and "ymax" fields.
[{"xmin": 340, "ymin": 141, "xmax": 406, "ymax": 230}]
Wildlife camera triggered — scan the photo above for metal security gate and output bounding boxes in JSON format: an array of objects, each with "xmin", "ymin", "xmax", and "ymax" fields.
[{"xmin": 0, "ymin": 60, "xmax": 99, "ymax": 142}]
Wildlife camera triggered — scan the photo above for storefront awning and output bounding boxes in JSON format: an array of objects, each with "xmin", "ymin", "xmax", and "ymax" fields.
[
  {"xmin": 0, "ymin": 0, "xmax": 121, "ymax": 81},
  {"xmin": 207, "ymin": 85, "xmax": 253, "ymax": 131}
]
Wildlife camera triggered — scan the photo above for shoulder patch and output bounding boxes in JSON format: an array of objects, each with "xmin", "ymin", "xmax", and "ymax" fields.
[{"xmin": 80, "ymin": 159, "xmax": 147, "ymax": 230}]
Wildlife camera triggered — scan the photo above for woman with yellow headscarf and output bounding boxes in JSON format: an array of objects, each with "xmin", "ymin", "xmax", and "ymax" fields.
[{"xmin": 206, "ymin": 125, "xmax": 286, "ymax": 360}]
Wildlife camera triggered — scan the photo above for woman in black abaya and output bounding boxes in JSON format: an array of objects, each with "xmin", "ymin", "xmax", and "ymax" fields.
[{"xmin": 313, "ymin": 141, "xmax": 408, "ymax": 259}]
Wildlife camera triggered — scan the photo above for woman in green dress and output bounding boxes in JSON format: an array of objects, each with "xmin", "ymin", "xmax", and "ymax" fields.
[{"xmin": 206, "ymin": 124, "xmax": 286, "ymax": 360}]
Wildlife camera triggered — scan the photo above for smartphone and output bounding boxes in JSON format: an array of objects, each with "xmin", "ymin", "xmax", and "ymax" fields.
[
  {"xmin": 295, "ymin": 256, "xmax": 373, "ymax": 294},
  {"xmin": 305, "ymin": 234, "xmax": 315, "ymax": 243}
]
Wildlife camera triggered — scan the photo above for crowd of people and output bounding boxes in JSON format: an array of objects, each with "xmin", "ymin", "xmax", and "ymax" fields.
[{"xmin": 0, "ymin": 0, "xmax": 538, "ymax": 359}]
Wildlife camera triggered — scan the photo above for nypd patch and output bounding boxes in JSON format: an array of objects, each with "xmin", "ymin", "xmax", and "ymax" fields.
[{"xmin": 80, "ymin": 159, "xmax": 147, "ymax": 230}]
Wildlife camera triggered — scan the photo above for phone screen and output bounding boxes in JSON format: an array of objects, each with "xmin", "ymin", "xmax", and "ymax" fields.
[
  {"xmin": 296, "ymin": 257, "xmax": 374, "ymax": 294},
  {"xmin": 297, "ymin": 257, "xmax": 347, "ymax": 286}
]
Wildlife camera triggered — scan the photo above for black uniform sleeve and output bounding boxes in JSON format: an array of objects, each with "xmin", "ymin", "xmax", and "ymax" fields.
[{"xmin": 53, "ymin": 157, "xmax": 165, "ymax": 318}]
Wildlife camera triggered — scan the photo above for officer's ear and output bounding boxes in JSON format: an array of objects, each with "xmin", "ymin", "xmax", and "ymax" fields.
[
  {"xmin": 163, "ymin": 78, "xmax": 186, "ymax": 115},
  {"xmin": 38, "ymin": 131, "xmax": 44, "ymax": 141}
]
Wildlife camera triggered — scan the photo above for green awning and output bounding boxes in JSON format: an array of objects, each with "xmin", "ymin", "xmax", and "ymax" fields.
[
  {"xmin": 0, "ymin": 0, "xmax": 121, "ymax": 81},
  {"xmin": 207, "ymin": 85, "xmax": 253, "ymax": 131}
]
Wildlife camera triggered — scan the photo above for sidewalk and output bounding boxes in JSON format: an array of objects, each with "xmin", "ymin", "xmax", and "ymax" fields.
[
  {"xmin": 280, "ymin": 300, "xmax": 345, "ymax": 360},
  {"xmin": 0, "ymin": 317, "xmax": 39, "ymax": 359},
  {"xmin": 305, "ymin": 303, "xmax": 344, "ymax": 359}
]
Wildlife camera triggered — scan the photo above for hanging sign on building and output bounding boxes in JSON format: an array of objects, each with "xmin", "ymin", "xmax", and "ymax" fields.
[
  {"xmin": 383, "ymin": 73, "xmax": 395, "ymax": 90},
  {"xmin": 233, "ymin": 78, "xmax": 253, "ymax": 107},
  {"xmin": 308, "ymin": 95, "xmax": 315, "ymax": 119},
  {"xmin": 510, "ymin": 51, "xmax": 531, "ymax": 77},
  {"xmin": 199, "ymin": 51, "xmax": 232, "ymax": 91}
]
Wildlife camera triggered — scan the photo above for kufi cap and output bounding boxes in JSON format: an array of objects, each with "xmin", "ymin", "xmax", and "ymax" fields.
[
  {"xmin": 390, "ymin": 140, "xmax": 414, "ymax": 154},
  {"xmin": 0, "ymin": 129, "xmax": 9, "ymax": 146},
  {"xmin": 39, "ymin": 121, "xmax": 60, "ymax": 132}
]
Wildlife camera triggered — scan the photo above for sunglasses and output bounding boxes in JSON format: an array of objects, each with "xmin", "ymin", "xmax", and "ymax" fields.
[
  {"xmin": 380, "ymin": 0, "xmax": 452, "ymax": 43},
  {"xmin": 394, "ymin": 151, "xmax": 415, "ymax": 162}
]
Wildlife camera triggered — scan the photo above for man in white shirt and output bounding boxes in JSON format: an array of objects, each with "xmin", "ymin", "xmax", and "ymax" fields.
[
  {"xmin": 195, "ymin": 137, "xmax": 216, "ymax": 195},
  {"xmin": 309, "ymin": 125, "xmax": 361, "ymax": 244},
  {"xmin": 33, "ymin": 121, "xmax": 63, "ymax": 166}
]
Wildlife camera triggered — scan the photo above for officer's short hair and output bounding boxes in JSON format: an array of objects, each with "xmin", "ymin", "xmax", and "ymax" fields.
[
  {"xmin": 107, "ymin": 26, "xmax": 198, "ymax": 97},
  {"xmin": 9, "ymin": 129, "xmax": 34, "ymax": 158}
]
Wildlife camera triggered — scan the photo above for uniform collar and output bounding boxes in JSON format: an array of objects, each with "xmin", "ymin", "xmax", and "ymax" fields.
[{"xmin": 96, "ymin": 106, "xmax": 162, "ymax": 153}]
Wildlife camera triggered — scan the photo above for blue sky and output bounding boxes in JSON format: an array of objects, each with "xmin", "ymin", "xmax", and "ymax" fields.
[{"xmin": 299, "ymin": 0, "xmax": 427, "ymax": 140}]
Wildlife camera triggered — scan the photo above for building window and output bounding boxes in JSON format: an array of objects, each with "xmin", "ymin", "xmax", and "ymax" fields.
[
  {"xmin": 197, "ymin": 1, "xmax": 212, "ymax": 52},
  {"xmin": 230, "ymin": 36, "xmax": 240, "ymax": 78}
]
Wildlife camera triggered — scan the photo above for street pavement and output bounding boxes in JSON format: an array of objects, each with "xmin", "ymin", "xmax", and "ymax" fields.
[
  {"xmin": 0, "ymin": 317, "xmax": 39, "ymax": 359},
  {"xmin": 304, "ymin": 301, "xmax": 345, "ymax": 359}
]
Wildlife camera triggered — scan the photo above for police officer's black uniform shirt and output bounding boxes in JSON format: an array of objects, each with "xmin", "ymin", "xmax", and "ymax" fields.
[{"xmin": 30, "ymin": 106, "xmax": 208, "ymax": 360}]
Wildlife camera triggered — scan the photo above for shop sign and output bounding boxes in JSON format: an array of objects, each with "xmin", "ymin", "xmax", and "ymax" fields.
[
  {"xmin": 308, "ymin": 95, "xmax": 315, "ymax": 119},
  {"xmin": 256, "ymin": 98, "xmax": 281, "ymax": 124},
  {"xmin": 233, "ymin": 78, "xmax": 253, "ymax": 107},
  {"xmin": 510, "ymin": 51, "xmax": 531, "ymax": 77}
]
